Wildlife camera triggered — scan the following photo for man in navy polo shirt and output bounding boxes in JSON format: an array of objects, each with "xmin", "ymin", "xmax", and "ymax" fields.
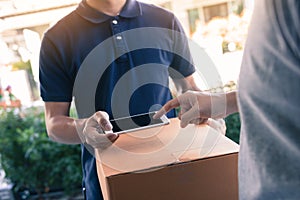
[{"xmin": 39, "ymin": 0, "xmax": 214, "ymax": 199}]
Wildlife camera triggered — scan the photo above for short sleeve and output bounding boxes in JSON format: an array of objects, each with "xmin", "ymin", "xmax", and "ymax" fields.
[
  {"xmin": 169, "ymin": 15, "xmax": 195, "ymax": 79},
  {"xmin": 39, "ymin": 35, "xmax": 74, "ymax": 102}
]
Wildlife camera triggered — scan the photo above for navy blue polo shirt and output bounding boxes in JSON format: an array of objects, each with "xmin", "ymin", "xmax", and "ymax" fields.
[{"xmin": 39, "ymin": 0, "xmax": 195, "ymax": 199}]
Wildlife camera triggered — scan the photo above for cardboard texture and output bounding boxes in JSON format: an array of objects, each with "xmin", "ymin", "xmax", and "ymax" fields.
[{"xmin": 96, "ymin": 118, "xmax": 239, "ymax": 200}]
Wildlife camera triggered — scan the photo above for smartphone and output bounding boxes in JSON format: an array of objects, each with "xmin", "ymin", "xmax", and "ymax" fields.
[{"xmin": 108, "ymin": 111, "xmax": 169, "ymax": 134}]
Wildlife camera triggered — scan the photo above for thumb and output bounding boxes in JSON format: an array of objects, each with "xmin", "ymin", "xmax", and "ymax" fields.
[{"xmin": 106, "ymin": 133, "xmax": 119, "ymax": 142}]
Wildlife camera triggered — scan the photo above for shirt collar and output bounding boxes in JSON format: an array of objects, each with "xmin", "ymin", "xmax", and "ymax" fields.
[{"xmin": 76, "ymin": 0, "xmax": 142, "ymax": 24}]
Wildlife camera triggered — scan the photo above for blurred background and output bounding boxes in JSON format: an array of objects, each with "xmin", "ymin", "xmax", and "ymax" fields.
[
  {"xmin": 0, "ymin": 0, "xmax": 254, "ymax": 107},
  {"xmin": 0, "ymin": 0, "xmax": 253, "ymax": 199}
]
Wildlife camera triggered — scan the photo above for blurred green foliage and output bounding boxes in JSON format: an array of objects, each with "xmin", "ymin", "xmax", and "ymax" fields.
[
  {"xmin": 225, "ymin": 112, "xmax": 241, "ymax": 144},
  {"xmin": 0, "ymin": 107, "xmax": 82, "ymax": 197}
]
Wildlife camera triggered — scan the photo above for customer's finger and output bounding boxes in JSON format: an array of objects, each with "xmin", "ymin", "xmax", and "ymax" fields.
[
  {"xmin": 180, "ymin": 104, "xmax": 199, "ymax": 128},
  {"xmin": 153, "ymin": 98, "xmax": 180, "ymax": 119}
]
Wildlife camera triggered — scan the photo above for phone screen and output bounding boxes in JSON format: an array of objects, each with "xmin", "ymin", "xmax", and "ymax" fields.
[{"xmin": 110, "ymin": 112, "xmax": 167, "ymax": 133}]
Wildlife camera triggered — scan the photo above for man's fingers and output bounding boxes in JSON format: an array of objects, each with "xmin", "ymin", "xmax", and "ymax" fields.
[
  {"xmin": 100, "ymin": 118, "xmax": 112, "ymax": 131},
  {"xmin": 153, "ymin": 98, "xmax": 180, "ymax": 119},
  {"xmin": 95, "ymin": 111, "xmax": 112, "ymax": 131},
  {"xmin": 95, "ymin": 110, "xmax": 109, "ymax": 119}
]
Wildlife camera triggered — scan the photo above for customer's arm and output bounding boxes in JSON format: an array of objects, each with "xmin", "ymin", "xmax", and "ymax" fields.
[
  {"xmin": 224, "ymin": 91, "xmax": 239, "ymax": 117},
  {"xmin": 154, "ymin": 91, "xmax": 239, "ymax": 128}
]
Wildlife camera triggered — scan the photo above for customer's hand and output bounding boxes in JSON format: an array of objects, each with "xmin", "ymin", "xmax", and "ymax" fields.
[
  {"xmin": 74, "ymin": 111, "xmax": 119, "ymax": 150},
  {"xmin": 154, "ymin": 90, "xmax": 226, "ymax": 128}
]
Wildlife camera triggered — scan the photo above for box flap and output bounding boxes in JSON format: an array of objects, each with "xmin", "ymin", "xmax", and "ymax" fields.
[{"xmin": 96, "ymin": 118, "xmax": 239, "ymax": 177}]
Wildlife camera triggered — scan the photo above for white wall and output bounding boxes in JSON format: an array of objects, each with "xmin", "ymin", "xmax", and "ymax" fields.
[{"xmin": 0, "ymin": 69, "xmax": 33, "ymax": 106}]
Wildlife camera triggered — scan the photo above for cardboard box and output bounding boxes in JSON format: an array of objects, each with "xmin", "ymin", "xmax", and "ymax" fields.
[{"xmin": 96, "ymin": 118, "xmax": 239, "ymax": 200}]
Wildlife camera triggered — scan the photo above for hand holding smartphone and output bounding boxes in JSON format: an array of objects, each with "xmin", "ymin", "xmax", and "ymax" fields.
[{"xmin": 108, "ymin": 111, "xmax": 169, "ymax": 134}]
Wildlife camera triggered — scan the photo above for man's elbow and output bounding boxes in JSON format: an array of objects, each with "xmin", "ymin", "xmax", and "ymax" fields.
[{"xmin": 46, "ymin": 127, "xmax": 59, "ymax": 142}]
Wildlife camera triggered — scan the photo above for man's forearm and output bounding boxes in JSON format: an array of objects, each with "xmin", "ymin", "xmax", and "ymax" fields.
[
  {"xmin": 46, "ymin": 115, "xmax": 82, "ymax": 144},
  {"xmin": 173, "ymin": 73, "xmax": 203, "ymax": 95}
]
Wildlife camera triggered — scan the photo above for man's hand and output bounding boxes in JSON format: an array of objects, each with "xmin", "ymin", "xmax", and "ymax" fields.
[{"xmin": 74, "ymin": 111, "xmax": 119, "ymax": 150}]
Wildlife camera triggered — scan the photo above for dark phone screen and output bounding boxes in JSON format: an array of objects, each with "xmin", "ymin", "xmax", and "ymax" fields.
[{"xmin": 110, "ymin": 112, "xmax": 164, "ymax": 133}]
